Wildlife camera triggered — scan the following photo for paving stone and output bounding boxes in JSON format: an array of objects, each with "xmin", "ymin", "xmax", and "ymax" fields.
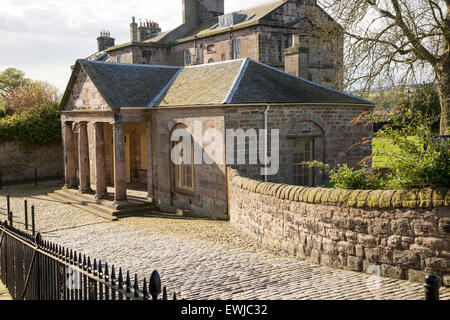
[{"xmin": 1, "ymin": 184, "xmax": 449, "ymax": 300}]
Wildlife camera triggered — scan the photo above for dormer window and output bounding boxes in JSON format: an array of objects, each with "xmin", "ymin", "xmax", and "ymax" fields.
[{"xmin": 218, "ymin": 12, "xmax": 246, "ymax": 27}]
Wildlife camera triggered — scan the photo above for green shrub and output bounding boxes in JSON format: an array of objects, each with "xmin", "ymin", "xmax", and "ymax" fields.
[
  {"xmin": 0, "ymin": 103, "xmax": 61, "ymax": 145},
  {"xmin": 373, "ymin": 109, "xmax": 449, "ymax": 189},
  {"xmin": 304, "ymin": 161, "xmax": 392, "ymax": 190},
  {"xmin": 305, "ymin": 109, "xmax": 449, "ymax": 190}
]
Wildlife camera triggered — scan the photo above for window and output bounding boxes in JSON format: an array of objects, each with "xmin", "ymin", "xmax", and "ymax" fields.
[
  {"xmin": 232, "ymin": 39, "xmax": 241, "ymax": 59},
  {"xmin": 184, "ymin": 50, "xmax": 191, "ymax": 65},
  {"xmin": 116, "ymin": 56, "xmax": 122, "ymax": 63},
  {"xmin": 206, "ymin": 44, "xmax": 215, "ymax": 52},
  {"xmin": 221, "ymin": 53, "xmax": 226, "ymax": 61},
  {"xmin": 293, "ymin": 139, "xmax": 313, "ymax": 186},
  {"xmin": 172, "ymin": 134, "xmax": 194, "ymax": 191},
  {"xmin": 208, "ymin": 58, "xmax": 215, "ymax": 63}
]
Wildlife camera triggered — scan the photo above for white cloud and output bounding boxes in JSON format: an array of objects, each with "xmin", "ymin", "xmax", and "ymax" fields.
[{"xmin": 0, "ymin": 0, "xmax": 266, "ymax": 92}]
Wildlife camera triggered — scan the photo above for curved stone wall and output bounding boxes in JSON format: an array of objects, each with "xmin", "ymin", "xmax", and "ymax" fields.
[{"xmin": 228, "ymin": 169, "xmax": 450, "ymax": 285}]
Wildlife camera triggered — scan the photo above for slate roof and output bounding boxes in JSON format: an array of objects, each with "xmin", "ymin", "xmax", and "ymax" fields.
[
  {"xmin": 61, "ymin": 60, "xmax": 181, "ymax": 110},
  {"xmin": 61, "ymin": 58, "xmax": 373, "ymax": 111},
  {"xmin": 178, "ymin": 0, "xmax": 285, "ymax": 42}
]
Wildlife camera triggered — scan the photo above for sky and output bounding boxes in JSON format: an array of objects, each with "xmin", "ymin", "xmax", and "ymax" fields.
[{"xmin": 0, "ymin": 0, "xmax": 266, "ymax": 93}]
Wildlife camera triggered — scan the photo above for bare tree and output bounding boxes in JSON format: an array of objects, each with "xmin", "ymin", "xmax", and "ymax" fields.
[{"xmin": 318, "ymin": 0, "xmax": 449, "ymax": 134}]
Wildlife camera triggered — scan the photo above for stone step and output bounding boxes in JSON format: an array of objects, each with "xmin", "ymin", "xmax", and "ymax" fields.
[
  {"xmin": 47, "ymin": 192, "xmax": 119, "ymax": 221},
  {"xmin": 49, "ymin": 189, "xmax": 159, "ymax": 219},
  {"xmin": 57, "ymin": 188, "xmax": 153, "ymax": 210}
]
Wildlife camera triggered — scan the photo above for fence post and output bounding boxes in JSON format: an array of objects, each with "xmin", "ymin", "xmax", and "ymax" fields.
[
  {"xmin": 6, "ymin": 195, "xmax": 10, "ymax": 217},
  {"xmin": 424, "ymin": 274, "xmax": 440, "ymax": 300},
  {"xmin": 31, "ymin": 205, "xmax": 35, "ymax": 236},
  {"xmin": 8, "ymin": 211, "xmax": 13, "ymax": 227},
  {"xmin": 34, "ymin": 168, "xmax": 38, "ymax": 186},
  {"xmin": 24, "ymin": 200, "xmax": 28, "ymax": 230}
]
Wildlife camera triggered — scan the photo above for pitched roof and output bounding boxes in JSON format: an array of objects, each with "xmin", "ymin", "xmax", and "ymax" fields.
[
  {"xmin": 177, "ymin": 0, "xmax": 285, "ymax": 42},
  {"xmin": 155, "ymin": 60, "xmax": 246, "ymax": 106},
  {"xmin": 61, "ymin": 58, "xmax": 373, "ymax": 111},
  {"xmin": 61, "ymin": 60, "xmax": 181, "ymax": 110},
  {"xmin": 229, "ymin": 60, "xmax": 373, "ymax": 105}
]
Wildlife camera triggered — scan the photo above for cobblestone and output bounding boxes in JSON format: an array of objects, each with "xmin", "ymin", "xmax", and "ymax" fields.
[{"xmin": 1, "ymin": 183, "xmax": 449, "ymax": 300}]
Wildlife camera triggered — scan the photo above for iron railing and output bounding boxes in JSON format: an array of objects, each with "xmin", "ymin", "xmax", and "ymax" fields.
[{"xmin": 0, "ymin": 220, "xmax": 177, "ymax": 300}]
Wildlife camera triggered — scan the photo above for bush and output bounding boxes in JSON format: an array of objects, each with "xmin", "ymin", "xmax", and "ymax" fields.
[
  {"xmin": 304, "ymin": 161, "xmax": 392, "ymax": 190},
  {"xmin": 305, "ymin": 109, "xmax": 449, "ymax": 190},
  {"xmin": 373, "ymin": 109, "xmax": 449, "ymax": 188},
  {"xmin": 4, "ymin": 81, "xmax": 59, "ymax": 114},
  {"xmin": 0, "ymin": 103, "xmax": 61, "ymax": 145}
]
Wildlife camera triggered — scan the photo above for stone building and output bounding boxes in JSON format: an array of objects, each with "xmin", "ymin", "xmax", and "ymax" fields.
[
  {"xmin": 60, "ymin": 59, "xmax": 373, "ymax": 219},
  {"xmin": 88, "ymin": 0, "xmax": 344, "ymax": 89}
]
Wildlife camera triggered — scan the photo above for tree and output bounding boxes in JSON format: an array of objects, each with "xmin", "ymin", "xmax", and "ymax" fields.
[
  {"xmin": 318, "ymin": 0, "xmax": 450, "ymax": 134},
  {"xmin": 0, "ymin": 68, "xmax": 30, "ymax": 98},
  {"xmin": 4, "ymin": 81, "xmax": 59, "ymax": 114}
]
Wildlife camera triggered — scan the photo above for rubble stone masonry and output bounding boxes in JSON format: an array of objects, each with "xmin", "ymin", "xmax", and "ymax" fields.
[{"xmin": 228, "ymin": 168, "xmax": 450, "ymax": 285}]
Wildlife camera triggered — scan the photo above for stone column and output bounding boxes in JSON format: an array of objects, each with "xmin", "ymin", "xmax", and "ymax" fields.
[
  {"xmin": 63, "ymin": 121, "xmax": 77, "ymax": 188},
  {"xmin": 94, "ymin": 122, "xmax": 107, "ymax": 199},
  {"xmin": 113, "ymin": 122, "xmax": 127, "ymax": 203},
  {"xmin": 146, "ymin": 123, "xmax": 154, "ymax": 201},
  {"xmin": 78, "ymin": 121, "xmax": 91, "ymax": 193}
]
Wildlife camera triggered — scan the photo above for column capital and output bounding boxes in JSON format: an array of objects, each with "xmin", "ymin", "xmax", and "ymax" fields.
[
  {"xmin": 93, "ymin": 122, "xmax": 104, "ymax": 128},
  {"xmin": 78, "ymin": 121, "xmax": 88, "ymax": 128},
  {"xmin": 112, "ymin": 122, "xmax": 123, "ymax": 130},
  {"xmin": 64, "ymin": 120, "xmax": 74, "ymax": 127}
]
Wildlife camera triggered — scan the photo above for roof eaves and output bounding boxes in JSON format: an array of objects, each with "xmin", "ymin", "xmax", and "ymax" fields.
[
  {"xmin": 250, "ymin": 59, "xmax": 375, "ymax": 105},
  {"xmin": 223, "ymin": 58, "xmax": 250, "ymax": 104}
]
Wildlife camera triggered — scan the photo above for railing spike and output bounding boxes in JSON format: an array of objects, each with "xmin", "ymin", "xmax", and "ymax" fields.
[
  {"xmin": 66, "ymin": 248, "xmax": 70, "ymax": 262},
  {"xmin": 83, "ymin": 254, "xmax": 87, "ymax": 270},
  {"xmin": 111, "ymin": 265, "xmax": 116, "ymax": 285},
  {"xmin": 98, "ymin": 260, "xmax": 103, "ymax": 279},
  {"xmin": 78, "ymin": 253, "xmax": 82, "ymax": 268},
  {"xmin": 133, "ymin": 274, "xmax": 140, "ymax": 298},
  {"xmin": 125, "ymin": 270, "xmax": 131, "ymax": 293},
  {"xmin": 173, "ymin": 292, "xmax": 177, "ymax": 300},
  {"xmin": 93, "ymin": 258, "xmax": 97, "ymax": 275},
  {"xmin": 162, "ymin": 286, "xmax": 168, "ymax": 300},
  {"xmin": 118, "ymin": 267, "xmax": 123, "ymax": 289},
  {"xmin": 142, "ymin": 278, "xmax": 149, "ymax": 300},
  {"xmin": 74, "ymin": 251, "xmax": 78, "ymax": 264},
  {"xmin": 105, "ymin": 262, "xmax": 109, "ymax": 281},
  {"xmin": 149, "ymin": 270, "xmax": 162, "ymax": 300},
  {"xmin": 87, "ymin": 256, "xmax": 92, "ymax": 273}
]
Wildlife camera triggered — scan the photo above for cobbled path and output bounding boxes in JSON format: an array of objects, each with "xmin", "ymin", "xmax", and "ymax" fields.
[{"xmin": 1, "ymin": 182, "xmax": 449, "ymax": 300}]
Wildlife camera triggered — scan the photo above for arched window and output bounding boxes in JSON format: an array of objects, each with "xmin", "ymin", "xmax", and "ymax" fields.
[
  {"xmin": 208, "ymin": 58, "xmax": 215, "ymax": 63},
  {"xmin": 170, "ymin": 124, "xmax": 194, "ymax": 191}
]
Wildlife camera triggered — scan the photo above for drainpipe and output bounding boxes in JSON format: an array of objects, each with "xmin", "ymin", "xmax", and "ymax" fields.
[{"xmin": 264, "ymin": 104, "xmax": 270, "ymax": 182}]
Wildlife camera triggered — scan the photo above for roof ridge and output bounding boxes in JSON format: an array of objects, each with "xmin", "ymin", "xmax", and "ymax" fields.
[
  {"xmin": 148, "ymin": 68, "xmax": 183, "ymax": 107},
  {"xmin": 223, "ymin": 58, "xmax": 250, "ymax": 104},
  {"xmin": 249, "ymin": 59, "xmax": 375, "ymax": 105}
]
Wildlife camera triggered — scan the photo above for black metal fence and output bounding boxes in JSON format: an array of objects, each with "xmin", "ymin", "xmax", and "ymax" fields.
[{"xmin": 0, "ymin": 220, "xmax": 177, "ymax": 300}]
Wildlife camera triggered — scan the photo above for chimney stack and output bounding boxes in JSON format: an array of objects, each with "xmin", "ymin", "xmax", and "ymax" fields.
[
  {"xmin": 97, "ymin": 30, "xmax": 115, "ymax": 51},
  {"xmin": 284, "ymin": 34, "xmax": 309, "ymax": 78},
  {"xmin": 130, "ymin": 17, "xmax": 138, "ymax": 42}
]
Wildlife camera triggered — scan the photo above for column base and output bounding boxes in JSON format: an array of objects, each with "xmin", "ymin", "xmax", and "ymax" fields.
[
  {"xmin": 113, "ymin": 199, "xmax": 128, "ymax": 209},
  {"xmin": 63, "ymin": 184, "xmax": 78, "ymax": 190},
  {"xmin": 78, "ymin": 187, "xmax": 94, "ymax": 195},
  {"xmin": 94, "ymin": 193, "xmax": 107, "ymax": 200}
]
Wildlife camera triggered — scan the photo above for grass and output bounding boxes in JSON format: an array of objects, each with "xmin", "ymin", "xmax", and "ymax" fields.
[{"xmin": 372, "ymin": 137, "xmax": 395, "ymax": 167}]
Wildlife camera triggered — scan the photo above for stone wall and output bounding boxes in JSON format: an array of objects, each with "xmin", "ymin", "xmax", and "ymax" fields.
[
  {"xmin": 224, "ymin": 104, "xmax": 373, "ymax": 186},
  {"xmin": 0, "ymin": 141, "xmax": 63, "ymax": 183},
  {"xmin": 228, "ymin": 168, "xmax": 450, "ymax": 285}
]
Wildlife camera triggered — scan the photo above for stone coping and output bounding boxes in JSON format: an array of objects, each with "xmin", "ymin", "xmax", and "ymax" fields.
[{"xmin": 228, "ymin": 169, "xmax": 449, "ymax": 209}]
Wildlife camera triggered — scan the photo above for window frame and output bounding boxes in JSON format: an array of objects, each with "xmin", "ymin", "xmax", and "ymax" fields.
[
  {"xmin": 232, "ymin": 39, "xmax": 241, "ymax": 59},
  {"xmin": 170, "ymin": 126, "xmax": 194, "ymax": 192},
  {"xmin": 292, "ymin": 138, "xmax": 314, "ymax": 186}
]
